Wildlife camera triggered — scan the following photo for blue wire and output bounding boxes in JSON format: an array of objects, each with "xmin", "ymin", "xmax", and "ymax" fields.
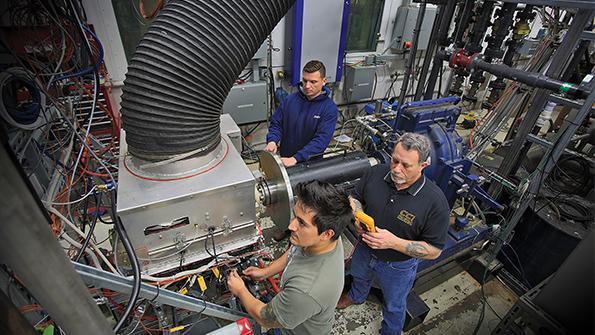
[
  {"xmin": 2, "ymin": 72, "xmax": 42, "ymax": 124},
  {"xmin": 50, "ymin": 26, "xmax": 104, "ymax": 84}
]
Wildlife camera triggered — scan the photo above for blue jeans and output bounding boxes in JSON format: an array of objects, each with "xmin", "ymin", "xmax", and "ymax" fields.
[{"xmin": 348, "ymin": 244, "xmax": 418, "ymax": 335}]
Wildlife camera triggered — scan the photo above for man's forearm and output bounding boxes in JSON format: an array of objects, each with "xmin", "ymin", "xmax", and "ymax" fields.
[
  {"xmin": 349, "ymin": 196, "xmax": 363, "ymax": 212},
  {"xmin": 236, "ymin": 288, "xmax": 282, "ymax": 328},
  {"xmin": 262, "ymin": 249, "xmax": 289, "ymax": 278},
  {"xmin": 392, "ymin": 238, "xmax": 442, "ymax": 260}
]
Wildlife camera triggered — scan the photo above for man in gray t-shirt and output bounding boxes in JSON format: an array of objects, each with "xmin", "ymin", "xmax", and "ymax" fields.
[{"xmin": 228, "ymin": 180, "xmax": 354, "ymax": 334}]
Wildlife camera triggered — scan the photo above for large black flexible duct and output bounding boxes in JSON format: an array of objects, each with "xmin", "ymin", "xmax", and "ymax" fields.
[{"xmin": 121, "ymin": 0, "xmax": 295, "ymax": 161}]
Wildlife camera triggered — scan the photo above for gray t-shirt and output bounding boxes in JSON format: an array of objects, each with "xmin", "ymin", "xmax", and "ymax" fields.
[{"xmin": 271, "ymin": 238, "xmax": 344, "ymax": 335}]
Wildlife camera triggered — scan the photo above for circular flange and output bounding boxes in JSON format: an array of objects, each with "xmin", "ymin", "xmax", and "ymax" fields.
[
  {"xmin": 259, "ymin": 151, "xmax": 294, "ymax": 230},
  {"xmin": 124, "ymin": 138, "xmax": 229, "ymax": 181}
]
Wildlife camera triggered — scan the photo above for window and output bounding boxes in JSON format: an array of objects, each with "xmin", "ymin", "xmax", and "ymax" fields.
[{"xmin": 346, "ymin": 0, "xmax": 385, "ymax": 52}]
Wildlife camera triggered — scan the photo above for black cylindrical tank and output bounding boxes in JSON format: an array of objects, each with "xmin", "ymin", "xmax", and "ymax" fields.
[{"xmin": 287, "ymin": 152, "xmax": 373, "ymax": 191}]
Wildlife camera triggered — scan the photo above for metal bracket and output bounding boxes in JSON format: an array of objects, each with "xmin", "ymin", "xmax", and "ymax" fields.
[{"xmin": 73, "ymin": 263, "xmax": 253, "ymax": 324}]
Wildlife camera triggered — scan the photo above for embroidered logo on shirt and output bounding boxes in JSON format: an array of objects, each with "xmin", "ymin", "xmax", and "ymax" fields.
[
  {"xmin": 397, "ymin": 210, "xmax": 416, "ymax": 225},
  {"xmin": 313, "ymin": 115, "xmax": 321, "ymax": 119}
]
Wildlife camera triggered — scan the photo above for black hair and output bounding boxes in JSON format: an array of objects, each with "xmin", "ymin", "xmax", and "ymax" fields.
[
  {"xmin": 303, "ymin": 60, "xmax": 326, "ymax": 78},
  {"xmin": 294, "ymin": 180, "xmax": 354, "ymax": 240}
]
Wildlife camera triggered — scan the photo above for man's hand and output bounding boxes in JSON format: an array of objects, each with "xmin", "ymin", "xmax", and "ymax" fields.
[
  {"xmin": 227, "ymin": 270, "xmax": 247, "ymax": 296},
  {"xmin": 353, "ymin": 219, "xmax": 364, "ymax": 236},
  {"xmin": 362, "ymin": 227, "xmax": 399, "ymax": 250},
  {"xmin": 264, "ymin": 142, "xmax": 278, "ymax": 153},
  {"xmin": 243, "ymin": 266, "xmax": 267, "ymax": 281},
  {"xmin": 349, "ymin": 197, "xmax": 364, "ymax": 236},
  {"xmin": 281, "ymin": 157, "xmax": 297, "ymax": 167},
  {"xmin": 362, "ymin": 229, "xmax": 442, "ymax": 259}
]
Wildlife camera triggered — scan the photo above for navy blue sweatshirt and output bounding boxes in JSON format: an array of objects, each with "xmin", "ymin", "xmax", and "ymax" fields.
[{"xmin": 266, "ymin": 86, "xmax": 338, "ymax": 162}]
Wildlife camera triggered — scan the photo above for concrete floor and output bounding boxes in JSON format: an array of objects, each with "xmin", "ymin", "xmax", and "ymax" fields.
[
  {"xmin": 332, "ymin": 272, "xmax": 517, "ymax": 335},
  {"xmin": 330, "ymin": 236, "xmax": 517, "ymax": 335}
]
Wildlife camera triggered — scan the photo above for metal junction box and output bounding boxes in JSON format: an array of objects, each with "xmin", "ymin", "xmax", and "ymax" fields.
[
  {"xmin": 222, "ymin": 81, "xmax": 268, "ymax": 125},
  {"xmin": 345, "ymin": 64, "xmax": 377, "ymax": 102},
  {"xmin": 117, "ymin": 118, "xmax": 259, "ymax": 275},
  {"xmin": 220, "ymin": 113, "xmax": 242, "ymax": 153},
  {"xmin": 391, "ymin": 5, "xmax": 437, "ymax": 52}
]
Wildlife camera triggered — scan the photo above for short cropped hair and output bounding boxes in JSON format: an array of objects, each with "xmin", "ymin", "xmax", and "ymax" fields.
[
  {"xmin": 395, "ymin": 132, "xmax": 431, "ymax": 163},
  {"xmin": 303, "ymin": 60, "xmax": 326, "ymax": 78},
  {"xmin": 294, "ymin": 180, "xmax": 353, "ymax": 240}
]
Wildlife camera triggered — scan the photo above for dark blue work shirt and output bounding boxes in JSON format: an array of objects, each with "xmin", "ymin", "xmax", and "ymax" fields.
[
  {"xmin": 352, "ymin": 164, "xmax": 450, "ymax": 262},
  {"xmin": 266, "ymin": 86, "xmax": 338, "ymax": 162}
]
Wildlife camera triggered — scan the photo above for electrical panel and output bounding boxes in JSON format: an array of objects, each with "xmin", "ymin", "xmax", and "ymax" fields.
[
  {"xmin": 344, "ymin": 64, "xmax": 377, "ymax": 102},
  {"xmin": 391, "ymin": 5, "xmax": 437, "ymax": 52},
  {"xmin": 222, "ymin": 81, "xmax": 268, "ymax": 125}
]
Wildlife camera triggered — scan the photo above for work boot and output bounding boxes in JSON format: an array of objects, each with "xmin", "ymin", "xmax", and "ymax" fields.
[{"xmin": 336, "ymin": 293, "xmax": 356, "ymax": 309}]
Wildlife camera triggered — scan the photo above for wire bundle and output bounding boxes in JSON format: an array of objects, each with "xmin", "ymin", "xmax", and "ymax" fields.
[{"xmin": 0, "ymin": 67, "xmax": 43, "ymax": 129}]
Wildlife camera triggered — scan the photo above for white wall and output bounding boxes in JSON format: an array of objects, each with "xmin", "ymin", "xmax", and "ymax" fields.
[
  {"xmin": 84, "ymin": 0, "xmax": 450, "ymax": 111},
  {"xmin": 85, "ymin": 0, "xmax": 547, "ymax": 114},
  {"xmin": 269, "ymin": 0, "xmax": 451, "ymax": 106}
]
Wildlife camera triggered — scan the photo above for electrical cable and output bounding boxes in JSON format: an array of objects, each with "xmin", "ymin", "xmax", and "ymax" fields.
[
  {"xmin": 42, "ymin": 185, "xmax": 97, "ymax": 205},
  {"xmin": 545, "ymin": 196, "xmax": 592, "ymax": 222},
  {"xmin": 500, "ymin": 247, "xmax": 530, "ymax": 287},
  {"xmin": 49, "ymin": 1, "xmax": 104, "ymax": 84},
  {"xmin": 0, "ymin": 68, "xmax": 43, "ymax": 130},
  {"xmin": 74, "ymin": 192, "xmax": 101, "ymax": 262},
  {"xmin": 179, "ymin": 304, "xmax": 208, "ymax": 335},
  {"xmin": 438, "ymin": 64, "xmax": 443, "ymax": 98},
  {"xmin": 0, "ymin": 9, "xmax": 101, "ymax": 169},
  {"xmin": 210, "ymin": 231, "xmax": 219, "ymax": 265},
  {"xmin": 238, "ymin": 69, "xmax": 253, "ymax": 81},
  {"xmin": 60, "ymin": 231, "xmax": 101, "ymax": 269},
  {"xmin": 58, "ymin": 8, "xmax": 105, "ymax": 216},
  {"xmin": 384, "ymin": 73, "xmax": 400, "ymax": 99},
  {"xmin": 95, "ymin": 229, "xmax": 114, "ymax": 245},
  {"xmin": 47, "ymin": 83, "xmax": 116, "ymax": 185},
  {"xmin": 243, "ymin": 122, "xmax": 262, "ymax": 137},
  {"xmin": 68, "ymin": 71, "xmax": 99, "ymax": 204},
  {"xmin": 110, "ymin": 190, "xmax": 141, "ymax": 333},
  {"xmin": 503, "ymin": 243, "xmax": 528, "ymax": 279},
  {"xmin": 141, "ymin": 258, "xmax": 217, "ymax": 283},
  {"xmin": 205, "ymin": 231, "xmax": 214, "ymax": 258},
  {"xmin": 545, "ymin": 155, "xmax": 592, "ymax": 196},
  {"xmin": 47, "ymin": 205, "xmax": 118, "ymax": 273},
  {"xmin": 371, "ymin": 72, "xmax": 378, "ymax": 100},
  {"xmin": 472, "ymin": 263, "xmax": 489, "ymax": 335}
]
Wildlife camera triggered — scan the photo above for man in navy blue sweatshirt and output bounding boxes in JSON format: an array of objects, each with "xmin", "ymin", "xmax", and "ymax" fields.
[{"xmin": 265, "ymin": 60, "xmax": 338, "ymax": 167}]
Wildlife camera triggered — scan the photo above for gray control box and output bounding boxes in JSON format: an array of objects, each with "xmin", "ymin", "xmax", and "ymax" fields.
[
  {"xmin": 345, "ymin": 64, "xmax": 377, "ymax": 102},
  {"xmin": 391, "ymin": 5, "xmax": 437, "ymax": 52},
  {"xmin": 222, "ymin": 81, "xmax": 268, "ymax": 125}
]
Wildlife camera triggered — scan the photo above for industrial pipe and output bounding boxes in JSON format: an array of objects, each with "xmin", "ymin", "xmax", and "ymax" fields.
[
  {"xmin": 287, "ymin": 151, "xmax": 375, "ymax": 191},
  {"xmin": 439, "ymin": 49, "xmax": 589, "ymax": 99},
  {"xmin": 452, "ymin": 0, "xmax": 475, "ymax": 48},
  {"xmin": 258, "ymin": 151, "xmax": 376, "ymax": 231},
  {"xmin": 420, "ymin": 0, "xmax": 458, "ymax": 100},
  {"xmin": 414, "ymin": 2, "xmax": 444, "ymax": 100},
  {"xmin": 399, "ymin": 0, "xmax": 427, "ymax": 105}
]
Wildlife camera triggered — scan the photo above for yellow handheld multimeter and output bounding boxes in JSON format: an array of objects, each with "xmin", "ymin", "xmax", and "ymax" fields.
[{"xmin": 355, "ymin": 211, "xmax": 376, "ymax": 233}]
